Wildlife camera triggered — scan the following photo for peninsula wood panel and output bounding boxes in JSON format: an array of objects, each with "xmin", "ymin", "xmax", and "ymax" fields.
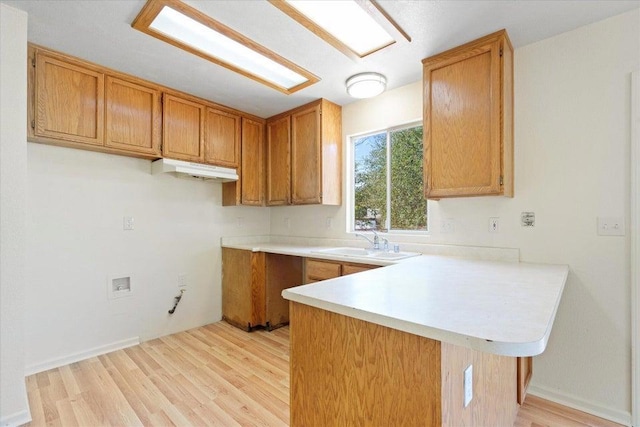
[
  {"xmin": 266, "ymin": 115, "xmax": 291, "ymax": 205},
  {"xmin": 423, "ymin": 30, "xmax": 513, "ymax": 198},
  {"xmin": 162, "ymin": 93, "xmax": 204, "ymax": 161},
  {"xmin": 265, "ymin": 253, "xmax": 303, "ymax": 329},
  {"xmin": 240, "ymin": 118, "xmax": 265, "ymax": 206},
  {"xmin": 105, "ymin": 76, "xmax": 161, "ymax": 155},
  {"xmin": 204, "ymin": 107, "xmax": 240, "ymax": 168},
  {"xmin": 34, "ymin": 51, "xmax": 104, "ymax": 146},
  {"xmin": 222, "ymin": 248, "xmax": 266, "ymax": 331},
  {"xmin": 289, "ymin": 302, "xmax": 442, "ymax": 426}
]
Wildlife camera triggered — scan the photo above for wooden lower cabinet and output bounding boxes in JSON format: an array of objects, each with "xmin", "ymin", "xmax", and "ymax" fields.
[
  {"xmin": 290, "ymin": 302, "xmax": 519, "ymax": 426},
  {"xmin": 222, "ymin": 248, "xmax": 302, "ymax": 331},
  {"xmin": 305, "ymin": 258, "xmax": 380, "ymax": 283},
  {"xmin": 517, "ymin": 356, "xmax": 533, "ymax": 404}
]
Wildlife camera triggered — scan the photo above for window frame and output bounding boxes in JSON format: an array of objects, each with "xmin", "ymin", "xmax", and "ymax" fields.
[{"xmin": 348, "ymin": 120, "xmax": 430, "ymax": 235}]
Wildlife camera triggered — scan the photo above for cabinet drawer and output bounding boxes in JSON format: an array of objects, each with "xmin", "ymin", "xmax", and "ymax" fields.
[
  {"xmin": 306, "ymin": 259, "xmax": 341, "ymax": 282},
  {"xmin": 342, "ymin": 263, "xmax": 379, "ymax": 276}
]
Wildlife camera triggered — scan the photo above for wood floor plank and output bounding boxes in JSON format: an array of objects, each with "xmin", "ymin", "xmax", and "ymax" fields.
[{"xmin": 23, "ymin": 320, "xmax": 624, "ymax": 427}]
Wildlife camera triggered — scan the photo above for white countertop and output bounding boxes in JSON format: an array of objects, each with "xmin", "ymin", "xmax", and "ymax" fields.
[
  {"xmin": 222, "ymin": 241, "xmax": 568, "ymax": 357},
  {"xmin": 284, "ymin": 254, "xmax": 568, "ymax": 357},
  {"xmin": 221, "ymin": 242, "xmax": 405, "ymax": 266}
]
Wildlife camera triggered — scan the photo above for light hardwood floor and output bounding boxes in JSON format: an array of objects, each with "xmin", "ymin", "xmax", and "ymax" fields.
[{"xmin": 24, "ymin": 321, "xmax": 622, "ymax": 427}]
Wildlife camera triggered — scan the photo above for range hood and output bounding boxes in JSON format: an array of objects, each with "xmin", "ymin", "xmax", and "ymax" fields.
[{"xmin": 151, "ymin": 158, "xmax": 238, "ymax": 182}]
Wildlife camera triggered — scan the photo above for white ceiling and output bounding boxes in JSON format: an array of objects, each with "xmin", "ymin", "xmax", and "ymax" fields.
[{"xmin": 4, "ymin": 0, "xmax": 639, "ymax": 118}]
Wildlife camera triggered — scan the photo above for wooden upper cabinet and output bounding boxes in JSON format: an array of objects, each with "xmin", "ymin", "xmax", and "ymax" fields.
[
  {"xmin": 105, "ymin": 76, "xmax": 161, "ymax": 156},
  {"xmin": 240, "ymin": 118, "xmax": 265, "ymax": 206},
  {"xmin": 291, "ymin": 104, "xmax": 322, "ymax": 204},
  {"xmin": 204, "ymin": 108, "xmax": 240, "ymax": 168},
  {"xmin": 422, "ymin": 29, "xmax": 513, "ymax": 199},
  {"xmin": 266, "ymin": 115, "xmax": 291, "ymax": 206},
  {"xmin": 266, "ymin": 98, "xmax": 342, "ymax": 206},
  {"xmin": 162, "ymin": 93, "xmax": 205, "ymax": 161},
  {"xmin": 33, "ymin": 50, "xmax": 104, "ymax": 146}
]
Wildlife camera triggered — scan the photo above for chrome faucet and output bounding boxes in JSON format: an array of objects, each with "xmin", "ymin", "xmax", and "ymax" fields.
[{"xmin": 355, "ymin": 232, "xmax": 380, "ymax": 250}]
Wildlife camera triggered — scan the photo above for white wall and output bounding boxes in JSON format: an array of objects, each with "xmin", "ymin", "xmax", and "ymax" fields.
[
  {"xmin": 24, "ymin": 144, "xmax": 270, "ymax": 371},
  {"xmin": 0, "ymin": 4, "xmax": 31, "ymax": 426},
  {"xmin": 271, "ymin": 10, "xmax": 639, "ymax": 423}
]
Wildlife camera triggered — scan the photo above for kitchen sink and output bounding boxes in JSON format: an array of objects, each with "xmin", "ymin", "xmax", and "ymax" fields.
[{"xmin": 311, "ymin": 247, "xmax": 421, "ymax": 260}]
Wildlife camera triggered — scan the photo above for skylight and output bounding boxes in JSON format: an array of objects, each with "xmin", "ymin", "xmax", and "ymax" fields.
[
  {"xmin": 270, "ymin": 0, "xmax": 410, "ymax": 60},
  {"xmin": 132, "ymin": 0, "xmax": 319, "ymax": 94}
]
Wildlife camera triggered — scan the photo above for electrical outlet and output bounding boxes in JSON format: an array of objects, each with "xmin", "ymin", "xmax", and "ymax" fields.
[
  {"xmin": 489, "ymin": 217, "xmax": 499, "ymax": 233},
  {"xmin": 284, "ymin": 217, "xmax": 291, "ymax": 229},
  {"xmin": 123, "ymin": 216, "xmax": 134, "ymax": 231},
  {"xmin": 597, "ymin": 217, "xmax": 625, "ymax": 236},
  {"xmin": 326, "ymin": 217, "xmax": 333, "ymax": 229},
  {"xmin": 464, "ymin": 365, "xmax": 473, "ymax": 407},
  {"xmin": 236, "ymin": 217, "xmax": 243, "ymax": 228}
]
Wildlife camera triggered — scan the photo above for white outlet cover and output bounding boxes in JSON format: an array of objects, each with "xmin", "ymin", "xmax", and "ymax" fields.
[
  {"xmin": 597, "ymin": 217, "xmax": 625, "ymax": 236},
  {"xmin": 464, "ymin": 364, "xmax": 473, "ymax": 407},
  {"xmin": 489, "ymin": 217, "xmax": 499, "ymax": 233},
  {"xmin": 123, "ymin": 216, "xmax": 134, "ymax": 230},
  {"xmin": 440, "ymin": 219, "xmax": 455, "ymax": 233}
]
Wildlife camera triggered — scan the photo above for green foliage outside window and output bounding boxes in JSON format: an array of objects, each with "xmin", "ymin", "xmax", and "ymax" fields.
[{"xmin": 353, "ymin": 125, "xmax": 427, "ymax": 231}]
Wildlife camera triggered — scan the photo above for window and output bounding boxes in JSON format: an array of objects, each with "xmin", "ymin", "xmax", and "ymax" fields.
[{"xmin": 352, "ymin": 123, "xmax": 427, "ymax": 232}]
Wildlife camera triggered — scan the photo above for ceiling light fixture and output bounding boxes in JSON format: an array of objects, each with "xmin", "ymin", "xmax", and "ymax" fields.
[
  {"xmin": 132, "ymin": 0, "xmax": 319, "ymax": 94},
  {"xmin": 346, "ymin": 72, "xmax": 387, "ymax": 99},
  {"xmin": 270, "ymin": 0, "xmax": 410, "ymax": 60}
]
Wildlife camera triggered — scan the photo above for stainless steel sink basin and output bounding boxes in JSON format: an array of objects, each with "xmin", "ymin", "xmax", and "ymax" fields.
[{"xmin": 311, "ymin": 247, "xmax": 421, "ymax": 260}]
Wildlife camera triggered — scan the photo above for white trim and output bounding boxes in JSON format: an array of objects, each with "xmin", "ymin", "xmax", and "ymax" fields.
[
  {"xmin": 529, "ymin": 385, "xmax": 632, "ymax": 426},
  {"xmin": 24, "ymin": 336, "xmax": 139, "ymax": 376},
  {"xmin": 631, "ymin": 69, "xmax": 639, "ymax": 427},
  {"xmin": 0, "ymin": 409, "xmax": 31, "ymax": 427}
]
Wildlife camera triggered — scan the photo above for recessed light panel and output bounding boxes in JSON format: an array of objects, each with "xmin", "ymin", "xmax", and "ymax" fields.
[
  {"xmin": 132, "ymin": 0, "xmax": 319, "ymax": 94},
  {"xmin": 270, "ymin": 0, "xmax": 410, "ymax": 60}
]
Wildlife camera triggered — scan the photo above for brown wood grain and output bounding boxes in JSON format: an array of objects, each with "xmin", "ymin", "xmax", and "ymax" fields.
[
  {"xmin": 319, "ymin": 98, "xmax": 343, "ymax": 206},
  {"xmin": 222, "ymin": 248, "xmax": 267, "ymax": 330},
  {"xmin": 289, "ymin": 302, "xmax": 442, "ymax": 426},
  {"xmin": 265, "ymin": 253, "xmax": 303, "ymax": 329},
  {"xmin": 240, "ymin": 117, "xmax": 265, "ymax": 206},
  {"xmin": 291, "ymin": 103, "xmax": 322, "ymax": 204},
  {"xmin": 305, "ymin": 258, "xmax": 341, "ymax": 283},
  {"xmin": 341, "ymin": 262, "xmax": 380, "ymax": 275},
  {"xmin": 35, "ymin": 51, "xmax": 104, "ymax": 146},
  {"xmin": 423, "ymin": 29, "xmax": 512, "ymax": 199},
  {"xmin": 517, "ymin": 356, "xmax": 533, "ymax": 404},
  {"xmin": 266, "ymin": 115, "xmax": 292, "ymax": 205},
  {"xmin": 204, "ymin": 107, "xmax": 240, "ymax": 168},
  {"xmin": 23, "ymin": 321, "xmax": 621, "ymax": 427},
  {"xmin": 162, "ymin": 93, "xmax": 204, "ymax": 161},
  {"xmin": 105, "ymin": 75, "xmax": 161, "ymax": 155}
]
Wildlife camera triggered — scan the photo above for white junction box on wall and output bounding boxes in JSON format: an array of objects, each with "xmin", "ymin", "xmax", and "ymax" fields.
[{"xmin": 108, "ymin": 275, "xmax": 132, "ymax": 299}]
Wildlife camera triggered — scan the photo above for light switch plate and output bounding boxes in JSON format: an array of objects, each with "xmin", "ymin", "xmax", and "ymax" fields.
[{"xmin": 597, "ymin": 217, "xmax": 625, "ymax": 236}]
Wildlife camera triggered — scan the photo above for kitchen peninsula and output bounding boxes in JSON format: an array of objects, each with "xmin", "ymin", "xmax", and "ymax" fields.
[{"xmin": 282, "ymin": 254, "xmax": 568, "ymax": 426}]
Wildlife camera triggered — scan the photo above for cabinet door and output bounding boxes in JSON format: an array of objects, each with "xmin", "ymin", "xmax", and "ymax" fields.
[
  {"xmin": 265, "ymin": 253, "xmax": 303, "ymax": 329},
  {"xmin": 241, "ymin": 118, "xmax": 265, "ymax": 206},
  {"xmin": 162, "ymin": 94, "xmax": 204, "ymax": 161},
  {"xmin": 204, "ymin": 108, "xmax": 240, "ymax": 168},
  {"xmin": 291, "ymin": 104, "xmax": 322, "ymax": 204},
  {"xmin": 342, "ymin": 263, "xmax": 379, "ymax": 276},
  {"xmin": 222, "ymin": 248, "xmax": 266, "ymax": 331},
  {"xmin": 305, "ymin": 259, "xmax": 341, "ymax": 283},
  {"xmin": 266, "ymin": 115, "xmax": 291, "ymax": 205},
  {"xmin": 423, "ymin": 37, "xmax": 503, "ymax": 198},
  {"xmin": 105, "ymin": 76, "xmax": 160, "ymax": 155},
  {"xmin": 34, "ymin": 51, "xmax": 104, "ymax": 146}
]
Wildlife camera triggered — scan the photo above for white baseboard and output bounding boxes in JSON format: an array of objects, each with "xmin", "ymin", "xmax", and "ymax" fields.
[
  {"xmin": 528, "ymin": 384, "xmax": 632, "ymax": 426},
  {"xmin": 0, "ymin": 409, "xmax": 31, "ymax": 427},
  {"xmin": 24, "ymin": 336, "xmax": 139, "ymax": 376}
]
